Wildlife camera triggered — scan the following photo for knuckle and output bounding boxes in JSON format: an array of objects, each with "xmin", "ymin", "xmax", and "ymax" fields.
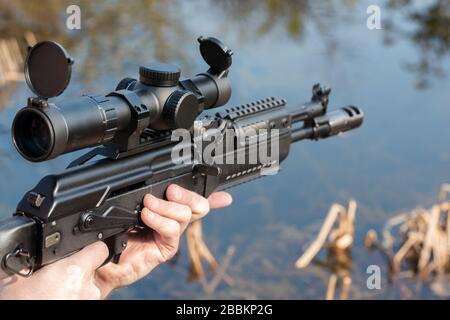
[
  {"xmin": 162, "ymin": 220, "xmax": 181, "ymax": 237},
  {"xmin": 167, "ymin": 184, "xmax": 185, "ymax": 202},
  {"xmin": 181, "ymin": 189, "xmax": 192, "ymax": 203},
  {"xmin": 143, "ymin": 194, "xmax": 153, "ymax": 208},
  {"xmin": 168, "ymin": 243, "xmax": 179, "ymax": 259},
  {"xmin": 178, "ymin": 188, "xmax": 192, "ymax": 204},
  {"xmin": 171, "ymin": 221, "xmax": 181, "ymax": 236},
  {"xmin": 140, "ymin": 208, "xmax": 152, "ymax": 225},
  {"xmin": 195, "ymin": 198, "xmax": 210, "ymax": 216},
  {"xmin": 149, "ymin": 197, "xmax": 160, "ymax": 210},
  {"xmin": 161, "ymin": 244, "xmax": 178, "ymax": 262},
  {"xmin": 180, "ymin": 205, "xmax": 192, "ymax": 222}
]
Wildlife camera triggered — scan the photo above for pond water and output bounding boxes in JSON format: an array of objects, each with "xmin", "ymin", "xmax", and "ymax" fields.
[{"xmin": 0, "ymin": 0, "xmax": 449, "ymax": 299}]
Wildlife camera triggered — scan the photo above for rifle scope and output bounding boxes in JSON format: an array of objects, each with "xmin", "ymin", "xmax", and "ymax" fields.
[{"xmin": 13, "ymin": 37, "xmax": 232, "ymax": 162}]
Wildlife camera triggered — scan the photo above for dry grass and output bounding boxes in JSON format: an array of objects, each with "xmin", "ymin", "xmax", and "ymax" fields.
[
  {"xmin": 295, "ymin": 199, "xmax": 357, "ymax": 300},
  {"xmin": 365, "ymin": 184, "xmax": 450, "ymax": 278},
  {"xmin": 0, "ymin": 36, "xmax": 27, "ymax": 86},
  {"xmin": 185, "ymin": 220, "xmax": 235, "ymax": 293}
]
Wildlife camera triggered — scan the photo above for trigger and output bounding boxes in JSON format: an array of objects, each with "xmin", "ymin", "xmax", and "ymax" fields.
[
  {"xmin": 111, "ymin": 253, "xmax": 122, "ymax": 264},
  {"xmin": 102, "ymin": 234, "xmax": 128, "ymax": 266}
]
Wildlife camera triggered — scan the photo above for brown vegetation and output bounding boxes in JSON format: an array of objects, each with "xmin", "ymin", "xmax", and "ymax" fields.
[
  {"xmin": 186, "ymin": 220, "xmax": 235, "ymax": 293},
  {"xmin": 365, "ymin": 184, "xmax": 450, "ymax": 278},
  {"xmin": 295, "ymin": 200, "xmax": 357, "ymax": 300}
]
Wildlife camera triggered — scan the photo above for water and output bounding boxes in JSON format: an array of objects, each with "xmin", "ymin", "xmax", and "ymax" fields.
[{"xmin": 0, "ymin": 0, "xmax": 449, "ymax": 299}]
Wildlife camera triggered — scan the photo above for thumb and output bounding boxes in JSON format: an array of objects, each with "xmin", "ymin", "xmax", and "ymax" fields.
[
  {"xmin": 64, "ymin": 241, "xmax": 109, "ymax": 273},
  {"xmin": 208, "ymin": 192, "xmax": 233, "ymax": 210}
]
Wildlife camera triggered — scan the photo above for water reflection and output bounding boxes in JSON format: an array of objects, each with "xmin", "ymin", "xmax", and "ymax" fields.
[
  {"xmin": 1, "ymin": 0, "xmax": 448, "ymax": 90},
  {"xmin": 215, "ymin": 0, "xmax": 313, "ymax": 39},
  {"xmin": 384, "ymin": 0, "xmax": 450, "ymax": 88},
  {"xmin": 0, "ymin": 0, "xmax": 191, "ymax": 86},
  {"xmin": 311, "ymin": 250, "xmax": 353, "ymax": 300}
]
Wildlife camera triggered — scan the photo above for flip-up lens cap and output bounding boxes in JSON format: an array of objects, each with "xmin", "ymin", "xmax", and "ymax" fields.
[
  {"xmin": 198, "ymin": 36, "xmax": 233, "ymax": 73},
  {"xmin": 25, "ymin": 41, "xmax": 73, "ymax": 99}
]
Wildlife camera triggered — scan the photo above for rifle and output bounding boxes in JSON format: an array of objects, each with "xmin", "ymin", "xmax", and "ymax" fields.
[{"xmin": 0, "ymin": 37, "xmax": 363, "ymax": 279}]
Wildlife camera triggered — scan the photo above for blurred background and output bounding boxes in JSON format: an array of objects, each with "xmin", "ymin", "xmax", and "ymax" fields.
[{"xmin": 0, "ymin": 0, "xmax": 449, "ymax": 299}]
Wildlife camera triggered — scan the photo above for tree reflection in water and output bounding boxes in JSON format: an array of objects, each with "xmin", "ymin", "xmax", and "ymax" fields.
[
  {"xmin": 384, "ymin": 0, "xmax": 450, "ymax": 88},
  {"xmin": 0, "ymin": 0, "xmax": 189, "ymax": 86},
  {"xmin": 0, "ymin": 0, "xmax": 448, "ymax": 90}
]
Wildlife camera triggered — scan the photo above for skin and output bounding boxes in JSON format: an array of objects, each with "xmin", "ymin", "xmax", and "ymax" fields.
[{"xmin": 0, "ymin": 184, "xmax": 232, "ymax": 300}]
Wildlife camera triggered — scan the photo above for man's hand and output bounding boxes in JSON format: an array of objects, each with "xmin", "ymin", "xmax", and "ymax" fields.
[
  {"xmin": 0, "ymin": 185, "xmax": 232, "ymax": 300},
  {"xmin": 95, "ymin": 185, "xmax": 232, "ymax": 298},
  {"xmin": 0, "ymin": 242, "xmax": 109, "ymax": 299}
]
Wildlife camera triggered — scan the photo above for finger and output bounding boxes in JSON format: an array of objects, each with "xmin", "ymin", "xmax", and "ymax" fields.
[
  {"xmin": 143, "ymin": 194, "xmax": 192, "ymax": 230},
  {"xmin": 208, "ymin": 191, "xmax": 233, "ymax": 210},
  {"xmin": 64, "ymin": 241, "xmax": 109, "ymax": 272},
  {"xmin": 166, "ymin": 184, "xmax": 210, "ymax": 218},
  {"xmin": 141, "ymin": 208, "xmax": 181, "ymax": 241}
]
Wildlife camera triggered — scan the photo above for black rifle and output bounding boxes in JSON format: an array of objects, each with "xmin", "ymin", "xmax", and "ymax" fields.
[{"xmin": 0, "ymin": 37, "xmax": 363, "ymax": 279}]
